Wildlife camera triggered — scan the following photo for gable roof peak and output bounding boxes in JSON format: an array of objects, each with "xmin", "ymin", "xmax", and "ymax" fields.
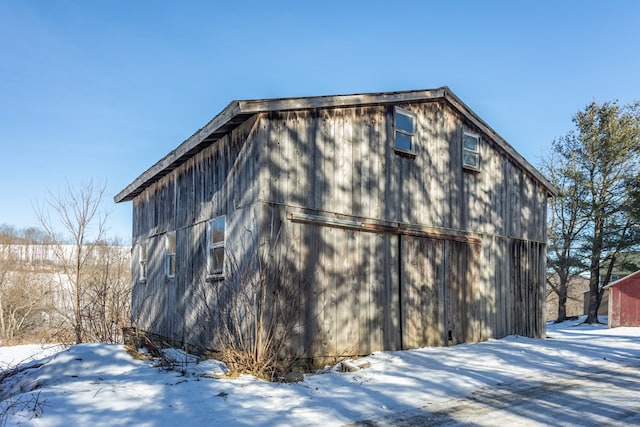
[{"xmin": 115, "ymin": 87, "xmax": 556, "ymax": 203}]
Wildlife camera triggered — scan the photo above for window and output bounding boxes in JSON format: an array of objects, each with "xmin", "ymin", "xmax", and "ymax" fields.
[
  {"xmin": 394, "ymin": 106, "xmax": 416, "ymax": 153},
  {"xmin": 165, "ymin": 232, "xmax": 176, "ymax": 278},
  {"xmin": 139, "ymin": 241, "xmax": 148, "ymax": 282},
  {"xmin": 603, "ymin": 274, "xmax": 620, "ymax": 283},
  {"xmin": 463, "ymin": 132, "xmax": 480, "ymax": 170},
  {"xmin": 207, "ymin": 216, "xmax": 225, "ymax": 276}
]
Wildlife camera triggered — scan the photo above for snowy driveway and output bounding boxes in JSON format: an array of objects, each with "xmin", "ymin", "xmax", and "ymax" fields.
[
  {"xmin": 2, "ymin": 319, "xmax": 640, "ymax": 426},
  {"xmin": 354, "ymin": 361, "xmax": 640, "ymax": 426}
]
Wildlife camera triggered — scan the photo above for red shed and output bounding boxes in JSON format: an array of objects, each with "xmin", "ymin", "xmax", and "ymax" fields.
[{"xmin": 604, "ymin": 270, "xmax": 640, "ymax": 328}]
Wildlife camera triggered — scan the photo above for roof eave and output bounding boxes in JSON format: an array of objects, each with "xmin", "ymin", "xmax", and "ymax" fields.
[
  {"xmin": 603, "ymin": 269, "xmax": 640, "ymax": 289},
  {"xmin": 114, "ymin": 100, "xmax": 244, "ymax": 203}
]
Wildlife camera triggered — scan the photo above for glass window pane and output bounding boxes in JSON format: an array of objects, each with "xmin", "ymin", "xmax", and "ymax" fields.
[
  {"xmin": 140, "ymin": 261, "xmax": 147, "ymax": 280},
  {"xmin": 395, "ymin": 132, "xmax": 412, "ymax": 151},
  {"xmin": 166, "ymin": 233, "xmax": 176, "ymax": 253},
  {"xmin": 463, "ymin": 134, "xmax": 478, "ymax": 151},
  {"xmin": 167, "ymin": 254, "xmax": 176, "ymax": 277},
  {"xmin": 210, "ymin": 247, "xmax": 224, "ymax": 273},
  {"xmin": 210, "ymin": 217, "xmax": 225, "ymax": 244},
  {"xmin": 395, "ymin": 111, "xmax": 414, "ymax": 134},
  {"xmin": 463, "ymin": 151, "xmax": 479, "ymax": 168}
]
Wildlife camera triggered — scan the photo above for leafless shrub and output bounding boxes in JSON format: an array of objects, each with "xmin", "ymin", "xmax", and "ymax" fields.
[
  {"xmin": 82, "ymin": 242, "xmax": 131, "ymax": 343},
  {"xmin": 199, "ymin": 235, "xmax": 304, "ymax": 381},
  {"xmin": 0, "ymin": 391, "xmax": 47, "ymax": 427},
  {"xmin": 1, "ymin": 359, "xmax": 48, "ymax": 427}
]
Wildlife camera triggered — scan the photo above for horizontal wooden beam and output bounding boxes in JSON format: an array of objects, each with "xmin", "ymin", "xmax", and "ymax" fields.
[
  {"xmin": 237, "ymin": 88, "xmax": 446, "ymax": 114},
  {"xmin": 287, "ymin": 212, "xmax": 363, "ymax": 230},
  {"xmin": 396, "ymin": 223, "xmax": 482, "ymax": 245},
  {"xmin": 288, "ymin": 211, "xmax": 482, "ymax": 244}
]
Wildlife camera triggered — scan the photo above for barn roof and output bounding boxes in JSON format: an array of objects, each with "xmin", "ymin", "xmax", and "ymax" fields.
[
  {"xmin": 603, "ymin": 270, "xmax": 640, "ymax": 289},
  {"xmin": 115, "ymin": 87, "xmax": 557, "ymax": 203}
]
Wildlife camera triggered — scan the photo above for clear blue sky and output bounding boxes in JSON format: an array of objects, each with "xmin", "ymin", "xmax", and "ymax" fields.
[{"xmin": 1, "ymin": 0, "xmax": 639, "ymax": 241}]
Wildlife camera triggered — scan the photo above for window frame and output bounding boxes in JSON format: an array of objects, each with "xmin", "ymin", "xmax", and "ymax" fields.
[
  {"xmin": 393, "ymin": 106, "xmax": 417, "ymax": 156},
  {"xmin": 206, "ymin": 215, "xmax": 226, "ymax": 279},
  {"xmin": 138, "ymin": 241, "xmax": 148, "ymax": 283},
  {"xmin": 462, "ymin": 131, "xmax": 481, "ymax": 171},
  {"xmin": 165, "ymin": 232, "xmax": 176, "ymax": 279}
]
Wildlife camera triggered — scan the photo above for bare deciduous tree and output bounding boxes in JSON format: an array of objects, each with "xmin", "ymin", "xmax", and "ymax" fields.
[{"xmin": 35, "ymin": 180, "xmax": 109, "ymax": 343}]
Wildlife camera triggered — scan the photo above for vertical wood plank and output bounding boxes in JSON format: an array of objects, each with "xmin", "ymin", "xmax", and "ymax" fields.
[
  {"xmin": 257, "ymin": 117, "xmax": 270, "ymax": 203},
  {"xmin": 352, "ymin": 109, "xmax": 363, "ymax": 218},
  {"xmin": 325, "ymin": 226, "xmax": 337, "ymax": 356},
  {"xmin": 369, "ymin": 233, "xmax": 383, "ymax": 351},
  {"xmin": 357, "ymin": 231, "xmax": 370, "ymax": 353},
  {"xmin": 288, "ymin": 112, "xmax": 300, "ymax": 206},
  {"xmin": 335, "ymin": 228, "xmax": 356, "ymax": 354}
]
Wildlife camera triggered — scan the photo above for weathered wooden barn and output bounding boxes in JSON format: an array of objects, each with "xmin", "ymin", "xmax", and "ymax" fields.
[
  {"xmin": 604, "ymin": 270, "xmax": 640, "ymax": 327},
  {"xmin": 115, "ymin": 87, "xmax": 555, "ymax": 359}
]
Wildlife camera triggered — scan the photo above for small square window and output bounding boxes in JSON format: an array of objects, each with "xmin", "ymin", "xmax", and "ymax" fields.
[
  {"xmin": 207, "ymin": 216, "xmax": 225, "ymax": 276},
  {"xmin": 463, "ymin": 132, "xmax": 480, "ymax": 170},
  {"xmin": 165, "ymin": 232, "xmax": 176, "ymax": 278},
  {"xmin": 394, "ymin": 107, "xmax": 416, "ymax": 154}
]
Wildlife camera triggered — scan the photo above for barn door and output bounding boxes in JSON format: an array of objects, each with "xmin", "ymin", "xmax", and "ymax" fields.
[
  {"xmin": 401, "ymin": 235, "xmax": 479, "ymax": 349},
  {"xmin": 400, "ymin": 235, "xmax": 445, "ymax": 348},
  {"xmin": 295, "ymin": 222, "xmax": 401, "ymax": 358}
]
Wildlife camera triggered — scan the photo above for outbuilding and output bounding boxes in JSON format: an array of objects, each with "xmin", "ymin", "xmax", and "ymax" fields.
[
  {"xmin": 115, "ymin": 87, "xmax": 556, "ymax": 360},
  {"xmin": 604, "ymin": 270, "xmax": 640, "ymax": 327}
]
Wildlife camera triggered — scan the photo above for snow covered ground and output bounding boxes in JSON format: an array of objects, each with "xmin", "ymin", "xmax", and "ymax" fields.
[{"xmin": 1, "ymin": 318, "xmax": 639, "ymax": 426}]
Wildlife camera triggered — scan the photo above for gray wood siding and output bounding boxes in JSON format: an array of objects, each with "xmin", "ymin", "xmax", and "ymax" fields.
[
  {"xmin": 258, "ymin": 103, "xmax": 548, "ymax": 243},
  {"xmin": 401, "ymin": 236, "xmax": 481, "ymax": 348},
  {"xmin": 132, "ymin": 115, "xmax": 259, "ymax": 242},
  {"xmin": 255, "ymin": 207, "xmax": 546, "ymax": 358},
  {"xmin": 258, "ymin": 204, "xmax": 400, "ymax": 358},
  {"xmin": 251, "ymin": 101, "xmax": 548, "ymax": 355},
  {"xmin": 130, "ymin": 116, "xmax": 261, "ymax": 345}
]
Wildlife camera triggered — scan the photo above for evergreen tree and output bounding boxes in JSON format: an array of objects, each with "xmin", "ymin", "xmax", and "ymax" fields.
[{"xmin": 546, "ymin": 101, "xmax": 640, "ymax": 323}]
